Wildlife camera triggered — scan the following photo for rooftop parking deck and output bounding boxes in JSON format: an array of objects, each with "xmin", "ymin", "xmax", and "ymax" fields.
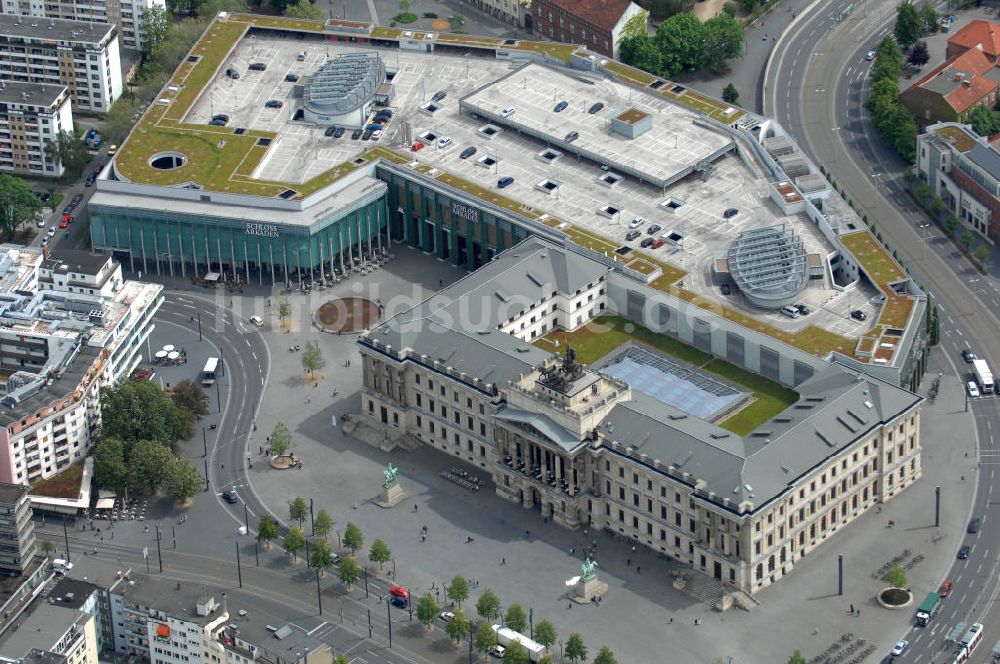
[{"xmin": 460, "ymin": 63, "xmax": 734, "ymax": 189}]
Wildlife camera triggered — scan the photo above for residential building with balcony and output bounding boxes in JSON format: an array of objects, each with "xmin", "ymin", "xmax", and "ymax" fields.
[
  {"xmin": 0, "ymin": 0, "xmax": 164, "ymax": 51},
  {"xmin": 0, "ymin": 482, "xmax": 35, "ymax": 575},
  {"xmin": 0, "ymin": 80, "xmax": 71, "ymax": 176},
  {"xmin": 916, "ymin": 121, "xmax": 1000, "ymax": 243},
  {"xmin": 0, "ymin": 248, "xmax": 161, "ymax": 485},
  {"xmin": 0, "ymin": 14, "xmax": 122, "ymax": 112},
  {"xmin": 0, "ymin": 601, "xmax": 99, "ymax": 664}
]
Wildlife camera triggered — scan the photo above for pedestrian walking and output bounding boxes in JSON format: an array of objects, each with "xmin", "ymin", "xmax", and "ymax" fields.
[
  {"xmin": 637, "ymin": 566, "xmax": 640, "ymax": 574},
  {"xmin": 501, "ymin": 557, "xmax": 506, "ymax": 566},
  {"xmin": 626, "ymin": 558, "xmax": 631, "ymax": 566}
]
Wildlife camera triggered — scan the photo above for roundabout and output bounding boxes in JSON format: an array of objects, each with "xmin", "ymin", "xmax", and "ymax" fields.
[{"xmin": 314, "ymin": 297, "xmax": 381, "ymax": 333}]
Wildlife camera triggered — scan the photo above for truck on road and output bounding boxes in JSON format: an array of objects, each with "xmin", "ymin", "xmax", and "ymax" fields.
[
  {"xmin": 973, "ymin": 359, "xmax": 994, "ymax": 394},
  {"xmin": 915, "ymin": 592, "xmax": 942, "ymax": 626},
  {"xmin": 491, "ymin": 625, "xmax": 547, "ymax": 662}
]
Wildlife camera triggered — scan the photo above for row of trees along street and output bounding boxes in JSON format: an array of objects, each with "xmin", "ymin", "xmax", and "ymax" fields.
[
  {"xmin": 255, "ymin": 501, "xmax": 619, "ymax": 663},
  {"xmin": 93, "ymin": 379, "xmax": 208, "ymax": 503}
]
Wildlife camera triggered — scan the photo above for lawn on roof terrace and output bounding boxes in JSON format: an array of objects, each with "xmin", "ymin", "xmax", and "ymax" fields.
[
  {"xmin": 535, "ymin": 315, "xmax": 798, "ymax": 435},
  {"xmin": 31, "ymin": 461, "xmax": 85, "ymax": 499}
]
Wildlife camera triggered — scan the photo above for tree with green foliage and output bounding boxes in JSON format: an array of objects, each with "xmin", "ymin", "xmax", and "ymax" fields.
[
  {"xmin": 450, "ymin": 12, "xmax": 465, "ymax": 29},
  {"xmin": 565, "ymin": 633, "xmax": 588, "ymax": 663},
  {"xmin": 789, "ymin": 650, "xmax": 808, "ymax": 664},
  {"xmin": 39, "ymin": 540, "xmax": 56, "ymax": 556},
  {"xmin": 619, "ymin": 9, "xmax": 648, "ymax": 39},
  {"xmin": 448, "ymin": 576, "xmax": 469, "ymax": 608},
  {"xmin": 946, "ymin": 213, "xmax": 960, "ymax": 234},
  {"xmin": 283, "ymin": 528, "xmax": 306, "ymax": 561},
  {"xmin": 302, "ymin": 341, "xmax": 325, "ymax": 380},
  {"xmin": 343, "ymin": 522, "xmax": 364, "ymax": 555},
  {"xmin": 908, "ymin": 40, "xmax": 929, "ymax": 66},
  {"xmin": 369, "ymin": 539, "xmax": 391, "ymax": 569},
  {"xmin": 278, "ymin": 299, "xmax": 291, "ymax": 326},
  {"xmin": 445, "ymin": 609, "xmax": 470, "ymax": 643},
  {"xmin": 416, "ymin": 593, "xmax": 438, "ymax": 629},
  {"xmin": 618, "ymin": 34, "xmax": 661, "ymax": 75},
  {"xmin": 333, "ymin": 656, "xmax": 349, "ymax": 664},
  {"xmin": 702, "ymin": 13, "xmax": 743, "ymax": 73},
  {"xmin": 164, "ymin": 458, "xmax": 202, "ymax": 503},
  {"xmin": 44, "ymin": 132, "xmax": 91, "ymax": 179},
  {"xmin": 895, "ymin": 1, "xmax": 923, "ymax": 48},
  {"xmin": 101, "ymin": 380, "xmax": 190, "ymax": 449},
  {"xmin": 314, "ymin": 509, "xmax": 334, "ymax": 540},
  {"xmin": 975, "ymin": 244, "xmax": 991, "ymax": 263},
  {"xmin": 656, "ymin": 13, "xmax": 705, "ymax": 77},
  {"xmin": 269, "ymin": 421, "xmax": 292, "ymax": 457},
  {"xmin": 533, "ymin": 620, "xmax": 557, "ymax": 648},
  {"xmin": 257, "ymin": 515, "xmax": 279, "ymax": 548},
  {"xmin": 338, "ymin": 555, "xmax": 360, "ymax": 588},
  {"xmin": 399, "ymin": 0, "xmax": 411, "ymax": 10},
  {"xmin": 961, "ymin": 228, "xmax": 976, "ymax": 248},
  {"xmin": 284, "ymin": 0, "xmax": 324, "ymax": 18},
  {"xmin": 309, "ymin": 538, "xmax": 334, "ymax": 575},
  {"xmin": 885, "ymin": 562, "xmax": 908, "ymax": 588},
  {"xmin": 504, "ymin": 603, "xmax": 527, "ymax": 633},
  {"xmin": 503, "ymin": 641, "xmax": 529, "ymax": 664},
  {"xmin": 94, "ymin": 437, "xmax": 128, "ymax": 494},
  {"xmin": 474, "ymin": 621, "xmax": 499, "ymax": 655},
  {"xmin": 919, "ymin": 0, "xmax": 939, "ymax": 33},
  {"xmin": 967, "ymin": 104, "xmax": 1000, "ymax": 137},
  {"xmin": 538, "ymin": 657, "xmax": 554, "ymax": 664},
  {"xmin": 170, "ymin": 379, "xmax": 209, "ymax": 419},
  {"xmin": 140, "ymin": 5, "xmax": 171, "ymax": 53},
  {"xmin": 594, "ymin": 647, "xmax": 618, "ymax": 664},
  {"xmin": 0, "ymin": 174, "xmax": 41, "ymax": 240},
  {"xmin": 915, "ymin": 182, "xmax": 932, "ymax": 201},
  {"xmin": 722, "ymin": 83, "xmax": 740, "ymax": 105},
  {"xmin": 643, "ymin": 0, "xmax": 694, "ymax": 19},
  {"xmin": 476, "ymin": 588, "xmax": 502, "ymax": 621},
  {"xmin": 289, "ymin": 497, "xmax": 308, "ymax": 528},
  {"xmin": 128, "ymin": 441, "xmax": 175, "ymax": 493},
  {"xmin": 929, "ymin": 196, "xmax": 946, "ymax": 217}
]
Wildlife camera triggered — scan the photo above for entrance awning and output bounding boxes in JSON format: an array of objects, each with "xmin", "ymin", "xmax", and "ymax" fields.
[
  {"xmin": 95, "ymin": 498, "xmax": 115, "ymax": 510},
  {"xmin": 204, "ymin": 272, "xmax": 221, "ymax": 282}
]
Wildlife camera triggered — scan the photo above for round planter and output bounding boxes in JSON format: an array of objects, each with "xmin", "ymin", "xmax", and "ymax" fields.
[{"xmin": 877, "ymin": 587, "xmax": 913, "ymax": 609}]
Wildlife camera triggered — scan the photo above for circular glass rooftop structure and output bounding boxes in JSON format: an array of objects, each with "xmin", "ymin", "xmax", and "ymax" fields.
[
  {"xmin": 304, "ymin": 52, "xmax": 385, "ymax": 117},
  {"xmin": 727, "ymin": 225, "xmax": 808, "ymax": 309}
]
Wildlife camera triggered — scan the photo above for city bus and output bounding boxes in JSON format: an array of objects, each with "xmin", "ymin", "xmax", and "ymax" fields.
[{"xmin": 202, "ymin": 357, "xmax": 219, "ymax": 386}]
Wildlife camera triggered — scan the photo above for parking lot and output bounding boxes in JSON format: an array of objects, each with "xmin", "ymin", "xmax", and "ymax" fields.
[{"xmin": 187, "ymin": 36, "xmax": 880, "ymax": 338}]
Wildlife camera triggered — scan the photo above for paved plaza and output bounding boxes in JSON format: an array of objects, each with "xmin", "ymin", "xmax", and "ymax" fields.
[{"xmin": 188, "ymin": 246, "xmax": 979, "ymax": 664}]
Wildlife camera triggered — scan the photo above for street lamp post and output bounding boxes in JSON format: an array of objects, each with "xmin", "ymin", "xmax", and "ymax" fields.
[
  {"xmin": 872, "ymin": 172, "xmax": 882, "ymax": 213},
  {"xmin": 831, "ymin": 126, "xmax": 841, "ymax": 165}
]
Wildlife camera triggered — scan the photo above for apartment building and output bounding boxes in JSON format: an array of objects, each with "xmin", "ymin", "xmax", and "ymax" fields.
[
  {"xmin": 900, "ymin": 47, "xmax": 1000, "ymax": 125},
  {"xmin": 0, "ymin": 247, "xmax": 161, "ymax": 484},
  {"xmin": 531, "ymin": 0, "xmax": 646, "ymax": 58},
  {"xmin": 0, "ymin": 482, "xmax": 35, "ymax": 575},
  {"xmin": 0, "ymin": 0, "xmax": 164, "ymax": 51},
  {"xmin": 358, "ymin": 237, "xmax": 923, "ymax": 596},
  {"xmin": 0, "ymin": 80, "xmax": 71, "ymax": 176},
  {"xmin": 0, "ymin": 14, "xmax": 122, "ymax": 112},
  {"xmin": 916, "ymin": 121, "xmax": 1000, "ymax": 243},
  {"xmin": 0, "ymin": 602, "xmax": 99, "ymax": 664}
]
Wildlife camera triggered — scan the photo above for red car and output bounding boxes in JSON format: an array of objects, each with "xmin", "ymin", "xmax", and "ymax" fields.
[
  {"xmin": 411, "ymin": 142, "xmax": 424, "ymax": 151},
  {"xmin": 58, "ymin": 220, "xmax": 69, "ymax": 229},
  {"xmin": 651, "ymin": 239, "xmax": 665, "ymax": 249},
  {"xmin": 938, "ymin": 580, "xmax": 953, "ymax": 597},
  {"xmin": 389, "ymin": 585, "xmax": 409, "ymax": 600},
  {"xmin": 62, "ymin": 213, "xmax": 73, "ymax": 223}
]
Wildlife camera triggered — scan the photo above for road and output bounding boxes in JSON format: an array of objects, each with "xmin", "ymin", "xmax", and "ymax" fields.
[{"xmin": 765, "ymin": 2, "xmax": 1000, "ymax": 661}]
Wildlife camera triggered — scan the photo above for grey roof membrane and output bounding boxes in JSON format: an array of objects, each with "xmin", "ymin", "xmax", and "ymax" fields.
[
  {"xmin": 599, "ymin": 367, "xmax": 921, "ymax": 509},
  {"xmin": 366, "ymin": 237, "xmax": 605, "ymax": 390},
  {"xmin": 966, "ymin": 142, "xmax": 1000, "ymax": 181}
]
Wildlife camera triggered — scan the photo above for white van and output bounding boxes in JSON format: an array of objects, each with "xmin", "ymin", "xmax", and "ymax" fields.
[
  {"xmin": 780, "ymin": 305, "xmax": 799, "ymax": 319},
  {"xmin": 52, "ymin": 559, "xmax": 73, "ymax": 574},
  {"xmin": 968, "ymin": 381, "xmax": 980, "ymax": 398},
  {"xmin": 249, "ymin": 315, "xmax": 264, "ymax": 327}
]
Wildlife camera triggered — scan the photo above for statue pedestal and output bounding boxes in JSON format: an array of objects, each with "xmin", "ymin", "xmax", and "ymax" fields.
[
  {"xmin": 571, "ymin": 577, "xmax": 608, "ymax": 604},
  {"xmin": 373, "ymin": 482, "xmax": 406, "ymax": 509}
]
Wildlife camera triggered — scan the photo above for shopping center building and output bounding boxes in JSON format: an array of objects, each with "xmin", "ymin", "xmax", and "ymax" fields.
[{"xmin": 91, "ymin": 13, "xmax": 929, "ymax": 596}]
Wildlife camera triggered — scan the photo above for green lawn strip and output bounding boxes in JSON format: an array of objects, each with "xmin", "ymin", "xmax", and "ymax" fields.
[
  {"xmin": 230, "ymin": 13, "xmax": 325, "ymax": 31},
  {"xmin": 705, "ymin": 359, "xmax": 798, "ymax": 435}
]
